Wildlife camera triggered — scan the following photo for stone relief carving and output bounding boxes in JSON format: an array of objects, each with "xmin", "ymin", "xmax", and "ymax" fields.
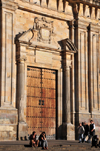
[
  {"xmin": 15, "ymin": 17, "xmax": 55, "ymax": 46},
  {"xmin": 33, "ymin": 17, "xmax": 54, "ymax": 44}
]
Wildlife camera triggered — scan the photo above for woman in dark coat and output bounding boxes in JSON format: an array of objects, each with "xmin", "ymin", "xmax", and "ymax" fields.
[
  {"xmin": 39, "ymin": 132, "xmax": 48, "ymax": 149},
  {"xmin": 30, "ymin": 131, "xmax": 38, "ymax": 147}
]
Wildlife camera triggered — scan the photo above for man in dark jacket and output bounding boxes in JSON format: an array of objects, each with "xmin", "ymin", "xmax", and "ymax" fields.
[
  {"xmin": 77, "ymin": 123, "xmax": 85, "ymax": 143},
  {"xmin": 88, "ymin": 120, "xmax": 95, "ymax": 143},
  {"xmin": 83, "ymin": 121, "xmax": 89, "ymax": 142}
]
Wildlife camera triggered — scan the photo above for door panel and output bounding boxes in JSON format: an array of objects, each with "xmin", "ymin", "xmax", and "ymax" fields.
[
  {"xmin": 26, "ymin": 67, "xmax": 56, "ymax": 139},
  {"xmin": 26, "ymin": 67, "xmax": 42, "ymax": 135},
  {"xmin": 41, "ymin": 69, "xmax": 56, "ymax": 139}
]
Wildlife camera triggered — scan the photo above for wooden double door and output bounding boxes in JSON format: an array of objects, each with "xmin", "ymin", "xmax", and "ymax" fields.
[{"xmin": 26, "ymin": 67, "xmax": 56, "ymax": 139}]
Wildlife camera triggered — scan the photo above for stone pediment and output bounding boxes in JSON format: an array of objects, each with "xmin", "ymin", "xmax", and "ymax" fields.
[
  {"xmin": 15, "ymin": 29, "xmax": 34, "ymax": 43},
  {"xmin": 65, "ymin": 38, "xmax": 77, "ymax": 52},
  {"xmin": 61, "ymin": 38, "xmax": 78, "ymax": 53},
  {"xmin": 15, "ymin": 17, "xmax": 55, "ymax": 45}
]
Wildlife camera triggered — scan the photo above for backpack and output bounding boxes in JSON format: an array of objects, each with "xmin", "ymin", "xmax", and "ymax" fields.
[{"xmin": 92, "ymin": 135, "xmax": 99, "ymax": 147}]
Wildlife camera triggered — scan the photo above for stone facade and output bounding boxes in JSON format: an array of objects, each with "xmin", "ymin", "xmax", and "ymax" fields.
[{"xmin": 0, "ymin": 0, "xmax": 100, "ymax": 140}]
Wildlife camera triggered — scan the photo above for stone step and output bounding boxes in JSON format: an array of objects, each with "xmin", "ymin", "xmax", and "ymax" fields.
[{"xmin": 0, "ymin": 141, "xmax": 99, "ymax": 151}]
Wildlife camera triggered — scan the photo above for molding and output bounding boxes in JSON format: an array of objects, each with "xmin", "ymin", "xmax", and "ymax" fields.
[
  {"xmin": 92, "ymin": 112, "xmax": 100, "ymax": 115},
  {"xmin": 61, "ymin": 38, "xmax": 78, "ymax": 53},
  {"xmin": 1, "ymin": 0, "xmax": 18, "ymax": 11},
  {"xmin": 75, "ymin": 111, "xmax": 91, "ymax": 114},
  {"xmin": 18, "ymin": 3, "xmax": 73, "ymax": 21},
  {"xmin": 89, "ymin": 22, "xmax": 100, "ymax": 32},
  {"xmin": 75, "ymin": 18, "xmax": 90, "ymax": 29},
  {"xmin": 0, "ymin": 106, "xmax": 18, "ymax": 110},
  {"xmin": 16, "ymin": 40, "xmax": 60, "ymax": 52},
  {"xmin": 16, "ymin": 55, "xmax": 27, "ymax": 63},
  {"xmin": 64, "ymin": 50, "xmax": 77, "ymax": 53},
  {"xmin": 22, "ymin": 40, "xmax": 59, "ymax": 51},
  {"xmin": 69, "ymin": 0, "xmax": 100, "ymax": 8}
]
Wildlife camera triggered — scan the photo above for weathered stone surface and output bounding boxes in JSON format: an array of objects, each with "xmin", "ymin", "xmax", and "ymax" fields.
[{"xmin": 0, "ymin": 108, "xmax": 18, "ymax": 140}]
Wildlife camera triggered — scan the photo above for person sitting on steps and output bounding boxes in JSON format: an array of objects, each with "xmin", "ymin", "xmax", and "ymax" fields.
[
  {"xmin": 39, "ymin": 132, "xmax": 48, "ymax": 150},
  {"xmin": 30, "ymin": 131, "xmax": 38, "ymax": 147}
]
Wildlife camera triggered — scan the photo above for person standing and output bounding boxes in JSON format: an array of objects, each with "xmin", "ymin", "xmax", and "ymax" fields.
[
  {"xmin": 77, "ymin": 123, "xmax": 85, "ymax": 143},
  {"xmin": 83, "ymin": 121, "xmax": 89, "ymax": 142},
  {"xmin": 88, "ymin": 120, "xmax": 95, "ymax": 143}
]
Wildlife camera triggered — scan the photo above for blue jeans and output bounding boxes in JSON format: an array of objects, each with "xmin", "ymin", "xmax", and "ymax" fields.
[
  {"xmin": 79, "ymin": 134, "xmax": 83, "ymax": 142},
  {"xmin": 43, "ymin": 140, "xmax": 48, "ymax": 148},
  {"xmin": 39, "ymin": 140, "xmax": 48, "ymax": 148}
]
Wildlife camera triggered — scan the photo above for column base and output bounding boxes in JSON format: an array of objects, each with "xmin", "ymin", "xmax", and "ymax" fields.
[
  {"xmin": 18, "ymin": 122, "xmax": 28, "ymax": 140},
  {"xmin": 62, "ymin": 123, "xmax": 75, "ymax": 140}
]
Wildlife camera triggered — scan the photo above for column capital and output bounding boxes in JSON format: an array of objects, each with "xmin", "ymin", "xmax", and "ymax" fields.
[
  {"xmin": 68, "ymin": 20, "xmax": 75, "ymax": 29},
  {"xmin": 66, "ymin": 60, "xmax": 72, "ymax": 69},
  {"xmin": 89, "ymin": 22, "xmax": 100, "ymax": 32},
  {"xmin": 16, "ymin": 55, "xmax": 27, "ymax": 63},
  {"xmin": 74, "ymin": 19, "xmax": 89, "ymax": 30}
]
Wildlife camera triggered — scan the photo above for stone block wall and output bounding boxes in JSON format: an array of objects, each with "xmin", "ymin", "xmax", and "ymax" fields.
[{"xmin": 0, "ymin": 108, "xmax": 18, "ymax": 140}]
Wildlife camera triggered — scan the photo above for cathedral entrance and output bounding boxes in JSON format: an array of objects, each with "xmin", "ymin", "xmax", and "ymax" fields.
[{"xmin": 26, "ymin": 67, "xmax": 56, "ymax": 139}]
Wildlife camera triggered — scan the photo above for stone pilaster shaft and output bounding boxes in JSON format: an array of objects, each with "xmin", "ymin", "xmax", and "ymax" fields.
[
  {"xmin": 17, "ymin": 61, "xmax": 25, "ymax": 122},
  {"xmin": 63, "ymin": 53, "xmax": 71, "ymax": 124},
  {"xmin": 66, "ymin": 67, "xmax": 71, "ymax": 123}
]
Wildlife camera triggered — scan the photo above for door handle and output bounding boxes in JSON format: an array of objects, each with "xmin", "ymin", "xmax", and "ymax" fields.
[{"xmin": 39, "ymin": 100, "xmax": 44, "ymax": 105}]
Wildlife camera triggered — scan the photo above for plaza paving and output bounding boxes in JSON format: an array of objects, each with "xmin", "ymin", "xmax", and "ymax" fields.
[{"xmin": 0, "ymin": 140, "xmax": 99, "ymax": 151}]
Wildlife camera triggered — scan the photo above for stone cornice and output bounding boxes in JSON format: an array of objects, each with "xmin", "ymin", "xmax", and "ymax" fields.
[
  {"xmin": 18, "ymin": 2, "xmax": 73, "ymax": 21},
  {"xmin": 28, "ymin": 42, "xmax": 60, "ymax": 52},
  {"xmin": 74, "ymin": 17, "xmax": 100, "ymax": 30},
  {"xmin": 74, "ymin": 18, "xmax": 90, "ymax": 29},
  {"xmin": 61, "ymin": 38, "xmax": 78, "ymax": 53},
  {"xmin": 16, "ymin": 40, "xmax": 61, "ymax": 52},
  {"xmin": 89, "ymin": 22, "xmax": 100, "ymax": 32},
  {"xmin": 69, "ymin": 0, "xmax": 100, "ymax": 7},
  {"xmin": 1, "ymin": 0, "xmax": 18, "ymax": 11},
  {"xmin": 63, "ymin": 49, "xmax": 77, "ymax": 54}
]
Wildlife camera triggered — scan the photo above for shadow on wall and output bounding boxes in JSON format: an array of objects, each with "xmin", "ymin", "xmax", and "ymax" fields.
[
  {"xmin": 57, "ymin": 124, "xmax": 64, "ymax": 139},
  {"xmin": 20, "ymin": 136, "xmax": 28, "ymax": 141},
  {"xmin": 75, "ymin": 113, "xmax": 79, "ymax": 140}
]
